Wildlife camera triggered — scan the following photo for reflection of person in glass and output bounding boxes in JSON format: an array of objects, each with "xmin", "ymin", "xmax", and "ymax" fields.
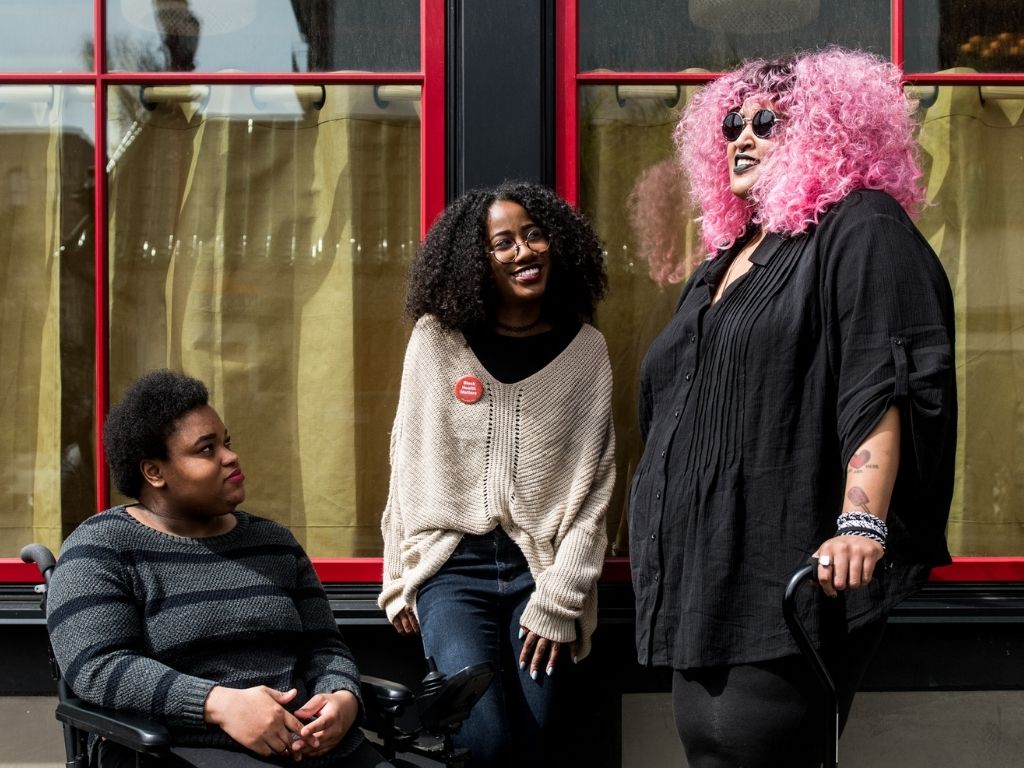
[
  {"xmin": 47, "ymin": 370, "xmax": 393, "ymax": 768},
  {"xmin": 630, "ymin": 48, "xmax": 957, "ymax": 766},
  {"xmin": 379, "ymin": 182, "xmax": 616, "ymax": 767}
]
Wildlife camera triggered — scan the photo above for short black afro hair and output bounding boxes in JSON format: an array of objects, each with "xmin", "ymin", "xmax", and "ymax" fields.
[
  {"xmin": 103, "ymin": 369, "xmax": 209, "ymax": 499},
  {"xmin": 404, "ymin": 181, "xmax": 608, "ymax": 333}
]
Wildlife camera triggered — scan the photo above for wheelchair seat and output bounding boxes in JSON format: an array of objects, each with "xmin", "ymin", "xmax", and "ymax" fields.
[{"xmin": 21, "ymin": 543, "xmax": 493, "ymax": 768}]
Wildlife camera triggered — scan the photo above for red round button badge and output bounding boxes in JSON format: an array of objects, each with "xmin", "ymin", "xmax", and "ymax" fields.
[{"xmin": 454, "ymin": 375, "xmax": 484, "ymax": 404}]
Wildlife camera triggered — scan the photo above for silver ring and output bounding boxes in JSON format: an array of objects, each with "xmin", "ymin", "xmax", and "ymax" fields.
[
  {"xmin": 819, "ymin": 555, "xmax": 832, "ymax": 568},
  {"xmin": 290, "ymin": 732, "xmax": 301, "ymax": 742}
]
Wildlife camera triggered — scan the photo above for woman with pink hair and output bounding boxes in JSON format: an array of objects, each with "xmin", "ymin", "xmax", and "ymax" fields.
[{"xmin": 629, "ymin": 48, "xmax": 957, "ymax": 766}]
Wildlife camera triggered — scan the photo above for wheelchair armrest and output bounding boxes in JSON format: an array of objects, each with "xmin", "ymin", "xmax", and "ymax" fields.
[
  {"xmin": 360, "ymin": 675, "xmax": 415, "ymax": 712},
  {"xmin": 56, "ymin": 696, "xmax": 172, "ymax": 754},
  {"xmin": 359, "ymin": 676, "xmax": 417, "ymax": 745}
]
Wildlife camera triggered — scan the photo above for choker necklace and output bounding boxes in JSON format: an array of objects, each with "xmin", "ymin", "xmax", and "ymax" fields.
[{"xmin": 495, "ymin": 316, "xmax": 543, "ymax": 333}]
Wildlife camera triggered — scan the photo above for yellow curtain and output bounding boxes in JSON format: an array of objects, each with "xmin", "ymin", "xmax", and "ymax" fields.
[
  {"xmin": 107, "ymin": 85, "xmax": 419, "ymax": 556},
  {"xmin": 580, "ymin": 85, "xmax": 704, "ymax": 553},
  {"xmin": 0, "ymin": 91, "xmax": 72, "ymax": 554},
  {"xmin": 915, "ymin": 77, "xmax": 1024, "ymax": 555}
]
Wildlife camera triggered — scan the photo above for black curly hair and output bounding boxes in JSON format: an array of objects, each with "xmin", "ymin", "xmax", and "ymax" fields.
[
  {"xmin": 103, "ymin": 370, "xmax": 209, "ymax": 499},
  {"xmin": 404, "ymin": 181, "xmax": 608, "ymax": 333}
]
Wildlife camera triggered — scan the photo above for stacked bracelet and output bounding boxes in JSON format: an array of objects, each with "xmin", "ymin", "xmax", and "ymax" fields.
[{"xmin": 836, "ymin": 510, "xmax": 888, "ymax": 551}]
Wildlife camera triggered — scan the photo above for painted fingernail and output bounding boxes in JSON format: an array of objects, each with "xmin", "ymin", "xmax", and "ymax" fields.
[
  {"xmin": 546, "ymin": 665, "xmax": 554, "ymax": 677},
  {"xmin": 530, "ymin": 669, "xmax": 538, "ymax": 681},
  {"xmin": 519, "ymin": 660, "xmax": 526, "ymax": 670},
  {"xmin": 518, "ymin": 628, "xmax": 525, "ymax": 640}
]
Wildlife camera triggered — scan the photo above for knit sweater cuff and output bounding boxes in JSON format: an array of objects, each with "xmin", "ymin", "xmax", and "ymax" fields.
[
  {"xmin": 378, "ymin": 582, "xmax": 406, "ymax": 623},
  {"xmin": 317, "ymin": 674, "xmax": 365, "ymax": 730},
  {"xmin": 519, "ymin": 601, "xmax": 577, "ymax": 644},
  {"xmin": 175, "ymin": 677, "xmax": 218, "ymax": 729}
]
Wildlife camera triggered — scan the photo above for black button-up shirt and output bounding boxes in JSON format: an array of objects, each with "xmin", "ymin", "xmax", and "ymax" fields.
[{"xmin": 629, "ymin": 191, "xmax": 957, "ymax": 669}]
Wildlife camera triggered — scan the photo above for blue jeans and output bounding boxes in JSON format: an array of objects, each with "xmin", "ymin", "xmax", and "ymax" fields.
[{"xmin": 416, "ymin": 528, "xmax": 564, "ymax": 768}]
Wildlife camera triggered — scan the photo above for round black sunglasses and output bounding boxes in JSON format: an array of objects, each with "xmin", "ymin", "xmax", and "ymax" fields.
[{"xmin": 721, "ymin": 109, "xmax": 782, "ymax": 142}]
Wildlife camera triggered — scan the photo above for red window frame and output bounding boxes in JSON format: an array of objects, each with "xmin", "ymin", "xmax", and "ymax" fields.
[
  {"xmin": 0, "ymin": 0, "xmax": 446, "ymax": 583},
  {"xmin": 6, "ymin": 1, "xmax": 1023, "ymax": 586},
  {"xmin": 555, "ymin": 0, "xmax": 1024, "ymax": 584}
]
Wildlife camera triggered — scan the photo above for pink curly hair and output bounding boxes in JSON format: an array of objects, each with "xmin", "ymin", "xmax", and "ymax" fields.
[
  {"xmin": 627, "ymin": 158, "xmax": 698, "ymax": 286},
  {"xmin": 676, "ymin": 47, "xmax": 924, "ymax": 255}
]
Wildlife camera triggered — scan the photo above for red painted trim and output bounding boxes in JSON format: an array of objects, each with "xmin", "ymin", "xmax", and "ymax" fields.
[
  {"xmin": 554, "ymin": 0, "xmax": 578, "ymax": 204},
  {"xmin": 93, "ymin": 0, "xmax": 105, "ymax": 74},
  {"xmin": 95, "ymin": 72, "xmax": 422, "ymax": 85},
  {"xmin": 4, "ymin": 556, "xmax": 1024, "ymax": 585},
  {"xmin": 600, "ymin": 557, "xmax": 632, "ymax": 582},
  {"xmin": 1, "ymin": 74, "xmax": 420, "ymax": 85},
  {"xmin": 927, "ymin": 558, "xmax": 1024, "ymax": 582},
  {"xmin": 892, "ymin": 0, "xmax": 904, "ymax": 69},
  {"xmin": 313, "ymin": 559, "xmax": 386, "ymax": 583},
  {"xmin": 0, "ymin": 73, "xmax": 96, "ymax": 84},
  {"xmin": 1, "ymin": 562, "xmax": 49, "ymax": 584},
  {"xmin": 904, "ymin": 72, "xmax": 1024, "ymax": 84},
  {"xmin": 420, "ymin": 0, "xmax": 446, "ymax": 233},
  {"xmin": 574, "ymin": 72, "xmax": 1024, "ymax": 86},
  {"xmin": 94, "ymin": 0, "xmax": 109, "ymax": 511},
  {"xmin": 576, "ymin": 71, "xmax": 719, "ymax": 83}
]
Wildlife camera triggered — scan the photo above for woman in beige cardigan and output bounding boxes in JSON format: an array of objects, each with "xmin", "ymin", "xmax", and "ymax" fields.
[{"xmin": 379, "ymin": 181, "xmax": 615, "ymax": 768}]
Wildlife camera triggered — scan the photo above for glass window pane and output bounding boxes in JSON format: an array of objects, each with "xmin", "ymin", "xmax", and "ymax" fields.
[
  {"xmin": 106, "ymin": 83, "xmax": 421, "ymax": 556},
  {"xmin": 578, "ymin": 84, "xmax": 705, "ymax": 553},
  {"xmin": 580, "ymin": 82, "xmax": 1024, "ymax": 557},
  {"xmin": 0, "ymin": 1, "xmax": 93, "ymax": 72},
  {"xmin": 107, "ymin": 0, "xmax": 420, "ymax": 73},
  {"xmin": 912, "ymin": 84, "xmax": 1024, "ymax": 555},
  {"xmin": 0, "ymin": 85, "xmax": 96, "ymax": 556},
  {"xmin": 905, "ymin": 0, "xmax": 1024, "ymax": 73},
  {"xmin": 579, "ymin": 0, "xmax": 889, "ymax": 72}
]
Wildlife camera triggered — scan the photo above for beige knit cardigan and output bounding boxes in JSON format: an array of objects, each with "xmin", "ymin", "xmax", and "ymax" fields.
[{"xmin": 379, "ymin": 315, "xmax": 616, "ymax": 659}]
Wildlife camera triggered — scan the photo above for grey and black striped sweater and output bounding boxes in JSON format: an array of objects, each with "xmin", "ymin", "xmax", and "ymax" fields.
[{"xmin": 46, "ymin": 507, "xmax": 365, "ymax": 759}]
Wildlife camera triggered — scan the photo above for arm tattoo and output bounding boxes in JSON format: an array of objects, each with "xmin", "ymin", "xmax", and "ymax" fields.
[{"xmin": 847, "ymin": 486, "xmax": 871, "ymax": 514}]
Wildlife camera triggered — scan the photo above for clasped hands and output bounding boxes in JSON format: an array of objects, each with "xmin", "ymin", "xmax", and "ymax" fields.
[
  {"xmin": 204, "ymin": 684, "xmax": 358, "ymax": 761},
  {"xmin": 812, "ymin": 534, "xmax": 886, "ymax": 599}
]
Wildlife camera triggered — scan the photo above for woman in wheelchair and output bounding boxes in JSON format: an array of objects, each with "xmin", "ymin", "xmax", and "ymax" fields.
[{"xmin": 46, "ymin": 370, "xmax": 394, "ymax": 768}]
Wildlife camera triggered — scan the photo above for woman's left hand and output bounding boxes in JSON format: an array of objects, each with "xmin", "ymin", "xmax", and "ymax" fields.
[
  {"xmin": 518, "ymin": 628, "xmax": 577, "ymax": 680},
  {"xmin": 293, "ymin": 690, "xmax": 359, "ymax": 759},
  {"xmin": 813, "ymin": 535, "xmax": 885, "ymax": 598}
]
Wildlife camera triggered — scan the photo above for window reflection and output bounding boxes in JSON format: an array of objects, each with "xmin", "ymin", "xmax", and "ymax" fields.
[
  {"xmin": 0, "ymin": 86, "xmax": 96, "ymax": 555},
  {"xmin": 578, "ymin": 84, "xmax": 704, "ymax": 553},
  {"xmin": 106, "ymin": 84, "xmax": 421, "ymax": 556},
  {"xmin": 579, "ymin": 0, "xmax": 889, "ymax": 72},
  {"xmin": 912, "ymin": 84, "xmax": 1024, "ymax": 555},
  {"xmin": 905, "ymin": 0, "xmax": 1024, "ymax": 73},
  {"xmin": 108, "ymin": 0, "xmax": 419, "ymax": 73},
  {"xmin": 0, "ymin": 0, "xmax": 92, "ymax": 72}
]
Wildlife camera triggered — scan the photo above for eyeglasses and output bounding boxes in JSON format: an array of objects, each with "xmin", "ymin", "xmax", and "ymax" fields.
[
  {"xmin": 721, "ymin": 109, "xmax": 782, "ymax": 142},
  {"xmin": 487, "ymin": 228, "xmax": 552, "ymax": 263}
]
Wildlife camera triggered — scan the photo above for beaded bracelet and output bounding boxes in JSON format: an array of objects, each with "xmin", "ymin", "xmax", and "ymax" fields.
[{"xmin": 837, "ymin": 511, "xmax": 888, "ymax": 551}]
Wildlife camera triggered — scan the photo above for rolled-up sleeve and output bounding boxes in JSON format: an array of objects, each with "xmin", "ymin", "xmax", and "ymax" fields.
[{"xmin": 825, "ymin": 202, "xmax": 957, "ymax": 560}]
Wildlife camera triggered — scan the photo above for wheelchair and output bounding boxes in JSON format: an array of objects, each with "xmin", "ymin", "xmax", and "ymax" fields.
[{"xmin": 20, "ymin": 543, "xmax": 494, "ymax": 768}]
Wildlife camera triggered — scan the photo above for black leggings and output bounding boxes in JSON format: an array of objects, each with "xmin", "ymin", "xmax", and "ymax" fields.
[{"xmin": 672, "ymin": 619, "xmax": 886, "ymax": 768}]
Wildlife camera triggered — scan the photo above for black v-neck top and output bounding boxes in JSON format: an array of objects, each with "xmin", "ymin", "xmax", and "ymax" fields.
[
  {"xmin": 629, "ymin": 190, "xmax": 957, "ymax": 669},
  {"xmin": 469, "ymin": 322, "xmax": 581, "ymax": 383}
]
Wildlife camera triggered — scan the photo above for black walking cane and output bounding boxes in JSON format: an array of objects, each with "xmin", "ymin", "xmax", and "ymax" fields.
[{"xmin": 783, "ymin": 560, "xmax": 839, "ymax": 768}]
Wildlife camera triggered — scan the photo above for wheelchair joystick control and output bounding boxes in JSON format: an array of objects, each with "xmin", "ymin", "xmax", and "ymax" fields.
[{"xmin": 419, "ymin": 656, "xmax": 447, "ymax": 698}]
